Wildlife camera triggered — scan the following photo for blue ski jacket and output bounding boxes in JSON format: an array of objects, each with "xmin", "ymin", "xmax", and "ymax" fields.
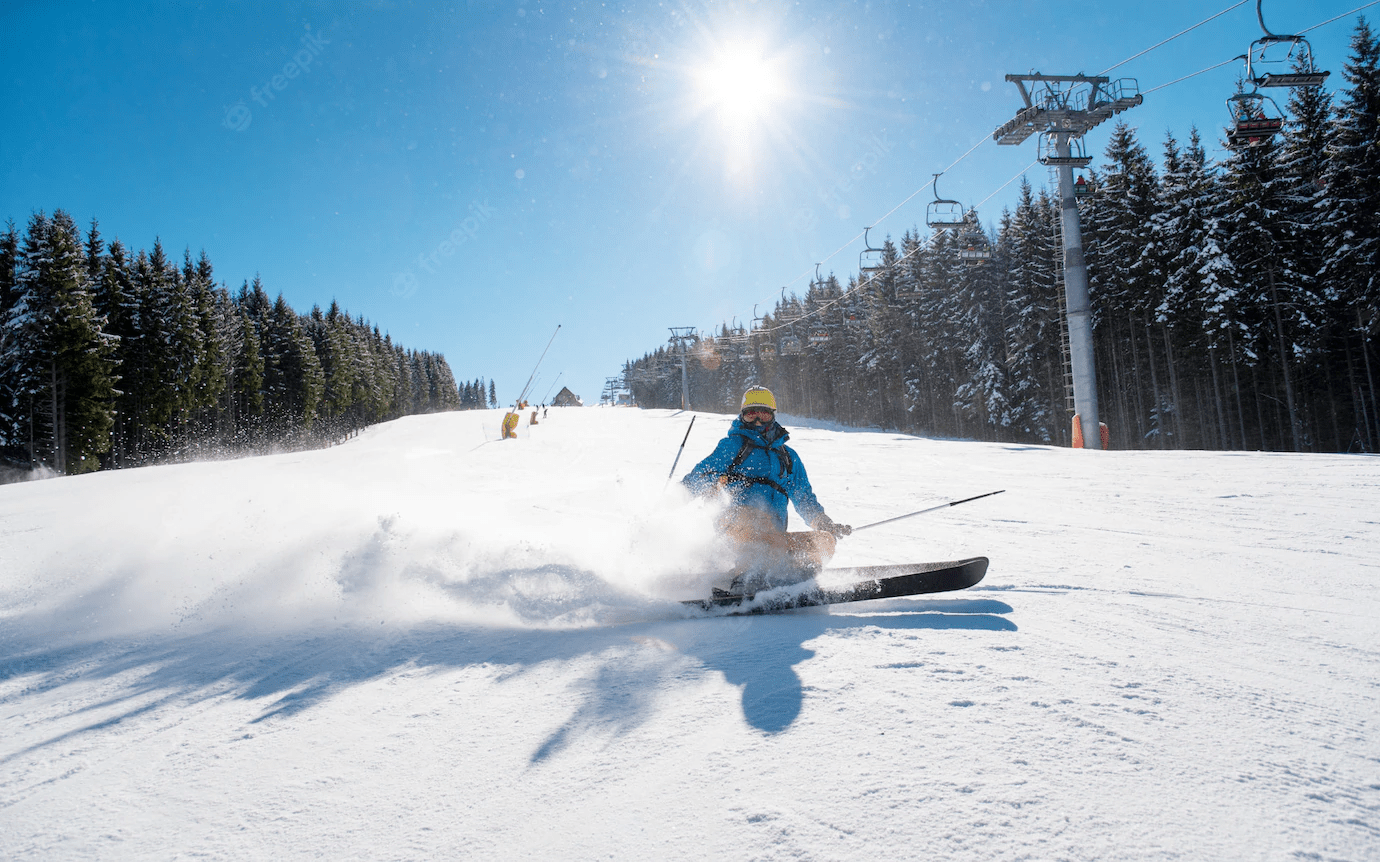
[{"xmin": 682, "ymin": 419, "xmax": 826, "ymax": 532}]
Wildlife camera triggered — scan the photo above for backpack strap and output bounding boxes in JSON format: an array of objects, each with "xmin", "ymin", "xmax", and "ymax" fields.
[
  {"xmin": 713, "ymin": 437, "xmax": 790, "ymax": 498},
  {"xmin": 727, "ymin": 437, "xmax": 754, "ymax": 472}
]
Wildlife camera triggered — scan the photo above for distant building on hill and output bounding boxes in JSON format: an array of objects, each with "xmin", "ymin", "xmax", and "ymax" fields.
[{"xmin": 552, "ymin": 387, "xmax": 583, "ymax": 407}]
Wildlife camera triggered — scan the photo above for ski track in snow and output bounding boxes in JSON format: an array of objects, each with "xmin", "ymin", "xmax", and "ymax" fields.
[{"xmin": 1, "ymin": 407, "xmax": 1377, "ymax": 860}]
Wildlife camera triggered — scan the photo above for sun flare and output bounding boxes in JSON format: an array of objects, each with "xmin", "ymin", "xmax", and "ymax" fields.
[{"xmin": 696, "ymin": 44, "xmax": 783, "ymax": 125}]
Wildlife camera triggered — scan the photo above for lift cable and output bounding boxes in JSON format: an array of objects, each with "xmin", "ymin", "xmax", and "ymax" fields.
[
  {"xmin": 1298, "ymin": 0, "xmax": 1380, "ymax": 34},
  {"xmin": 1099, "ymin": 0, "xmax": 1252, "ymax": 77},
  {"xmin": 974, "ymin": 160, "xmax": 1041, "ymax": 211},
  {"xmin": 1143, "ymin": 57, "xmax": 1240, "ymax": 96}
]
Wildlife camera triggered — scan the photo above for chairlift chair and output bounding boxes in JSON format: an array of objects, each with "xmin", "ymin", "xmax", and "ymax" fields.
[
  {"xmin": 809, "ymin": 329, "xmax": 831, "ymax": 345},
  {"xmin": 958, "ymin": 241, "xmax": 992, "ymax": 264},
  {"xmin": 926, "ymin": 174, "xmax": 969, "ymax": 230},
  {"xmin": 759, "ymin": 342, "xmax": 777, "ymax": 358},
  {"xmin": 779, "ymin": 335, "xmax": 802, "ymax": 356},
  {"xmin": 957, "ymin": 223, "xmax": 992, "ymax": 263},
  {"xmin": 1038, "ymin": 132, "xmax": 1092, "ymax": 167},
  {"xmin": 751, "ymin": 303, "xmax": 768, "ymax": 333},
  {"xmin": 1226, "ymin": 91, "xmax": 1284, "ymax": 149},
  {"xmin": 1246, "ymin": 0, "xmax": 1330, "ymax": 88},
  {"xmin": 1074, "ymin": 175, "xmax": 1093, "ymax": 199},
  {"xmin": 859, "ymin": 227, "xmax": 887, "ymax": 277}
]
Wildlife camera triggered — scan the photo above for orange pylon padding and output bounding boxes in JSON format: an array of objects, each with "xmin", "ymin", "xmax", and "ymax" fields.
[{"xmin": 1071, "ymin": 414, "xmax": 1109, "ymax": 449}]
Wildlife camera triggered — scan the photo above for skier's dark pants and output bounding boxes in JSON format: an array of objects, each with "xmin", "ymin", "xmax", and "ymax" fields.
[{"xmin": 718, "ymin": 506, "xmax": 836, "ymax": 589}]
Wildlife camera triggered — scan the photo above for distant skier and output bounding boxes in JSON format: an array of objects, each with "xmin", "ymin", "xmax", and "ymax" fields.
[{"xmin": 682, "ymin": 386, "xmax": 851, "ymax": 592}]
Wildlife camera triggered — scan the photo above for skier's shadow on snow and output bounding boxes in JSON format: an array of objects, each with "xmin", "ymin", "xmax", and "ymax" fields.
[{"xmin": 667, "ymin": 598, "xmax": 1017, "ymax": 734}]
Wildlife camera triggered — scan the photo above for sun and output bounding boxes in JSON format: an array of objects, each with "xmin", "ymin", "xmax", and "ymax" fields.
[
  {"xmin": 690, "ymin": 42, "xmax": 791, "ymax": 174},
  {"xmin": 696, "ymin": 44, "xmax": 783, "ymax": 125}
]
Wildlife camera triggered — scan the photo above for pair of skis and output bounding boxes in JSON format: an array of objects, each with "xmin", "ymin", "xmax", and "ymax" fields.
[{"xmin": 683, "ymin": 557, "xmax": 989, "ymax": 616}]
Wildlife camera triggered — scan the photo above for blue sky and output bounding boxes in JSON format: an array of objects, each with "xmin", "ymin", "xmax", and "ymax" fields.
[{"xmin": 1, "ymin": 1, "xmax": 1371, "ymax": 407}]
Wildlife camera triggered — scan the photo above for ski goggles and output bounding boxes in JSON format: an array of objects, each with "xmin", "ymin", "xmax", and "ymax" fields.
[{"xmin": 741, "ymin": 407, "xmax": 775, "ymax": 420}]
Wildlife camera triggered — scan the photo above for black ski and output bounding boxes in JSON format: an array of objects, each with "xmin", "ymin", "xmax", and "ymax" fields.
[{"xmin": 683, "ymin": 557, "xmax": 989, "ymax": 615}]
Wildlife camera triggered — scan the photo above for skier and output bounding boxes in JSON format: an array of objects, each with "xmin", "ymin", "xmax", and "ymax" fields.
[{"xmin": 682, "ymin": 386, "xmax": 851, "ymax": 592}]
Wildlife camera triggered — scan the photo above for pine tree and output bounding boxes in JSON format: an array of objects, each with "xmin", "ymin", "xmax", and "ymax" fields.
[
  {"xmin": 125, "ymin": 241, "xmax": 182, "ymax": 457},
  {"xmin": 89, "ymin": 231, "xmax": 131, "ymax": 463},
  {"xmin": 0, "ymin": 221, "xmax": 21, "ymax": 460},
  {"xmin": 1150, "ymin": 129, "xmax": 1245, "ymax": 449},
  {"xmin": 1001, "ymin": 181, "xmax": 1064, "ymax": 443},
  {"xmin": 311, "ymin": 299, "xmax": 359, "ymax": 432},
  {"xmin": 1320, "ymin": 18, "xmax": 1380, "ymax": 450},
  {"xmin": 1092, "ymin": 123, "xmax": 1164, "ymax": 447},
  {"xmin": 1, "ymin": 211, "xmax": 117, "ymax": 473},
  {"xmin": 1275, "ymin": 62, "xmax": 1346, "ymax": 450},
  {"xmin": 188, "ymin": 250, "xmax": 228, "ymax": 441},
  {"xmin": 1221, "ymin": 113, "xmax": 1306, "ymax": 450},
  {"xmin": 261, "ymin": 293, "xmax": 324, "ymax": 434},
  {"xmin": 233, "ymin": 304, "xmax": 265, "ymax": 434}
]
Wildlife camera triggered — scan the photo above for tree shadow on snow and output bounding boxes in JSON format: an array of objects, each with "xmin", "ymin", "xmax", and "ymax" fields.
[
  {"xmin": 0, "ymin": 594, "xmax": 1015, "ymax": 767},
  {"xmin": 0, "ymin": 622, "xmax": 652, "ymax": 771}
]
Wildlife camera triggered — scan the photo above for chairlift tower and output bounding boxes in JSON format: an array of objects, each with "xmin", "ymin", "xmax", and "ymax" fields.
[
  {"xmin": 602, "ymin": 376, "xmax": 625, "ymax": 406},
  {"xmin": 668, "ymin": 327, "xmax": 697, "ymax": 411},
  {"xmin": 995, "ymin": 73, "xmax": 1142, "ymax": 449}
]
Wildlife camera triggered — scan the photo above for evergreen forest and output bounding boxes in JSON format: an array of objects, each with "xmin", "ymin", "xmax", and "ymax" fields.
[
  {"xmin": 622, "ymin": 21, "xmax": 1380, "ymax": 454},
  {"xmin": 0, "ymin": 211, "xmax": 493, "ymax": 479}
]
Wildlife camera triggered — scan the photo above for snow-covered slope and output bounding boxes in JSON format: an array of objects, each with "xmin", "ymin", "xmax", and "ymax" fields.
[{"xmin": 2, "ymin": 407, "xmax": 1377, "ymax": 860}]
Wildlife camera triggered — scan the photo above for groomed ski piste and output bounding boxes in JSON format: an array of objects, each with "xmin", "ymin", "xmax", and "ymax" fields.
[{"xmin": 1, "ymin": 406, "xmax": 1377, "ymax": 860}]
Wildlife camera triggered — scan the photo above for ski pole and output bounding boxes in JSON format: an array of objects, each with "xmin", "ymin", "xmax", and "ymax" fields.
[
  {"xmin": 851, "ymin": 490, "xmax": 1005, "ymax": 533},
  {"xmin": 665, "ymin": 415, "xmax": 696, "ymax": 483}
]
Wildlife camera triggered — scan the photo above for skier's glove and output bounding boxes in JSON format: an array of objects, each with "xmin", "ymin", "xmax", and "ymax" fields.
[{"xmin": 815, "ymin": 515, "xmax": 853, "ymax": 538}]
